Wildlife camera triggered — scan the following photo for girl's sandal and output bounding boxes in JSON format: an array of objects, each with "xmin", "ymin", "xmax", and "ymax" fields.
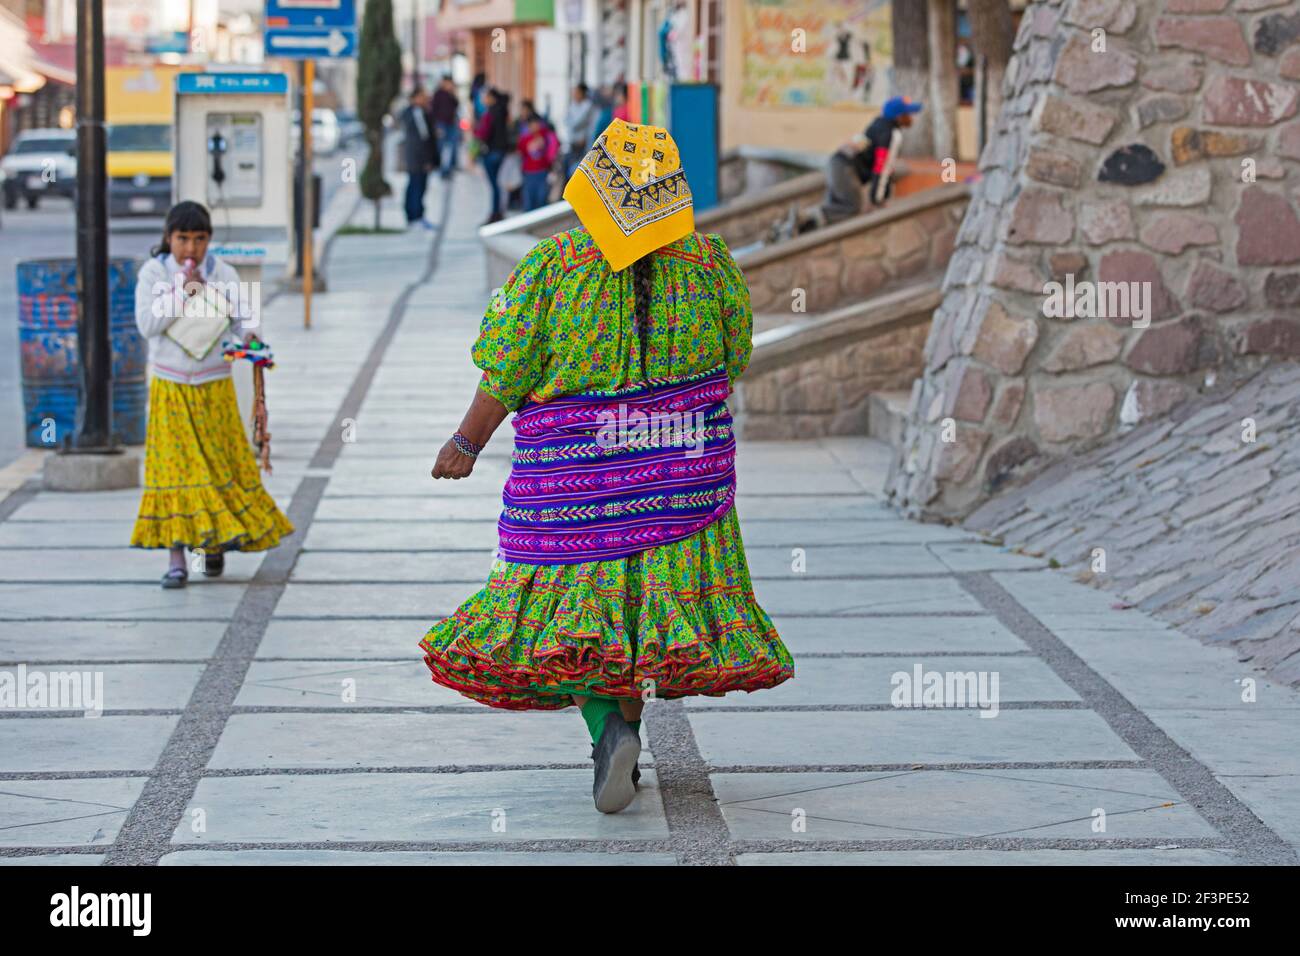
[
  {"xmin": 203, "ymin": 551, "xmax": 225, "ymax": 578},
  {"xmin": 160, "ymin": 567, "xmax": 188, "ymax": 590}
]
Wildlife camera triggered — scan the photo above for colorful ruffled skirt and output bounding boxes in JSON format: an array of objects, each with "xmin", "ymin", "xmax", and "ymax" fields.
[
  {"xmin": 419, "ymin": 505, "xmax": 793, "ymax": 710},
  {"xmin": 419, "ymin": 368, "xmax": 794, "ymax": 710},
  {"xmin": 130, "ymin": 375, "xmax": 294, "ymax": 552}
]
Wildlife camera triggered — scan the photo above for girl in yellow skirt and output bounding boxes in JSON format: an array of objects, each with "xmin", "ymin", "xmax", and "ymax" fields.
[{"xmin": 130, "ymin": 200, "xmax": 293, "ymax": 588}]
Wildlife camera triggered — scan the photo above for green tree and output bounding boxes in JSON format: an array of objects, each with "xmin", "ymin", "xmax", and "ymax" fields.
[{"xmin": 356, "ymin": 0, "xmax": 402, "ymax": 230}]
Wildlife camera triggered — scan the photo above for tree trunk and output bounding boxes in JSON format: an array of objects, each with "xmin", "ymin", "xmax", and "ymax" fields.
[
  {"xmin": 891, "ymin": 0, "xmax": 933, "ymax": 157},
  {"xmin": 967, "ymin": 0, "xmax": 1014, "ymax": 150},
  {"xmin": 927, "ymin": 0, "xmax": 959, "ymax": 163}
]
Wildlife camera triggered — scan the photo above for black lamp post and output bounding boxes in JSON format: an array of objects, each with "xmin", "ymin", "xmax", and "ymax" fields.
[{"xmin": 70, "ymin": 0, "xmax": 113, "ymax": 452}]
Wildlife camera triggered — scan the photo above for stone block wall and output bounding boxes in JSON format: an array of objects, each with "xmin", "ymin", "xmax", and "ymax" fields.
[
  {"xmin": 736, "ymin": 323, "xmax": 931, "ymax": 439},
  {"xmin": 888, "ymin": 0, "xmax": 1300, "ymax": 519},
  {"xmin": 743, "ymin": 192, "xmax": 968, "ymax": 329}
]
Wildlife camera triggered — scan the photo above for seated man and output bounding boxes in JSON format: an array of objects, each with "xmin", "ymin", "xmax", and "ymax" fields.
[{"xmin": 796, "ymin": 96, "xmax": 923, "ymax": 234}]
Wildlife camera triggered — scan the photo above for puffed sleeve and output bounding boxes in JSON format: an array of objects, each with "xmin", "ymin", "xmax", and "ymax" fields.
[
  {"xmin": 706, "ymin": 233, "xmax": 753, "ymax": 385},
  {"xmin": 471, "ymin": 237, "xmax": 558, "ymax": 411},
  {"xmin": 134, "ymin": 257, "xmax": 179, "ymax": 339}
]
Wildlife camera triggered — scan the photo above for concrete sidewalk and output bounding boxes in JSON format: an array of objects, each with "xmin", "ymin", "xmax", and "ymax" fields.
[{"xmin": 1, "ymin": 171, "xmax": 1297, "ymax": 866}]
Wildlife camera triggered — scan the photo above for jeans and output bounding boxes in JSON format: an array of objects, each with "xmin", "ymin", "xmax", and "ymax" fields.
[
  {"xmin": 482, "ymin": 150, "xmax": 504, "ymax": 218},
  {"xmin": 404, "ymin": 166, "xmax": 429, "ymax": 223},
  {"xmin": 819, "ymin": 152, "xmax": 862, "ymax": 226},
  {"xmin": 435, "ymin": 122, "xmax": 459, "ymax": 178},
  {"xmin": 522, "ymin": 170, "xmax": 549, "ymax": 211}
]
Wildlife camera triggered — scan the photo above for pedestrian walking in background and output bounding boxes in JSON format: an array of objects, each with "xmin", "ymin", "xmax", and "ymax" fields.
[
  {"xmin": 612, "ymin": 82, "xmax": 631, "ymax": 122},
  {"xmin": 507, "ymin": 100, "xmax": 543, "ymax": 212},
  {"xmin": 430, "ymin": 74, "xmax": 461, "ymax": 180},
  {"xmin": 592, "ymin": 84, "xmax": 614, "ymax": 136},
  {"xmin": 131, "ymin": 201, "xmax": 293, "ymax": 588},
  {"xmin": 474, "ymin": 87, "xmax": 513, "ymax": 224},
  {"xmin": 518, "ymin": 113, "xmax": 558, "ymax": 211},
  {"xmin": 401, "ymin": 88, "xmax": 438, "ymax": 229},
  {"xmin": 562, "ymin": 82, "xmax": 598, "ymax": 178},
  {"xmin": 469, "ymin": 72, "xmax": 487, "ymax": 122},
  {"xmin": 420, "ymin": 119, "xmax": 794, "ymax": 814}
]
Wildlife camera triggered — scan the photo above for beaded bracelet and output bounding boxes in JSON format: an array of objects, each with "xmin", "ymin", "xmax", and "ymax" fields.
[{"xmin": 451, "ymin": 431, "xmax": 484, "ymax": 459}]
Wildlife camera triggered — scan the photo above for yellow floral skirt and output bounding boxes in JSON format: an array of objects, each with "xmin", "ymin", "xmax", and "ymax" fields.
[{"xmin": 130, "ymin": 375, "xmax": 294, "ymax": 552}]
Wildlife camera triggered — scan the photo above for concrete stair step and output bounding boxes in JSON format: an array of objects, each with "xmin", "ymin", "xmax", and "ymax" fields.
[{"xmin": 868, "ymin": 390, "xmax": 912, "ymax": 451}]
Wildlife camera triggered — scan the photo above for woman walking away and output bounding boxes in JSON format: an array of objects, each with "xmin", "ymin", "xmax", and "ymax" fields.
[
  {"xmin": 131, "ymin": 200, "xmax": 293, "ymax": 587},
  {"xmin": 474, "ymin": 88, "xmax": 512, "ymax": 224},
  {"xmin": 420, "ymin": 119, "xmax": 793, "ymax": 814}
]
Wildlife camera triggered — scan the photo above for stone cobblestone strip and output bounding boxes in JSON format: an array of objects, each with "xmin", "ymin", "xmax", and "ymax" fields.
[
  {"xmin": 99, "ymin": 194, "xmax": 452, "ymax": 866},
  {"xmin": 957, "ymin": 572, "xmax": 1298, "ymax": 866}
]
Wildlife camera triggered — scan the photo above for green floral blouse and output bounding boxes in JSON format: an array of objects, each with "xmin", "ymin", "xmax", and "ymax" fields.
[{"xmin": 472, "ymin": 226, "xmax": 753, "ymax": 410}]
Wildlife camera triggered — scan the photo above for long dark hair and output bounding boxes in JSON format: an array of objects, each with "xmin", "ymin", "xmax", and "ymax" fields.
[
  {"xmin": 632, "ymin": 254, "xmax": 654, "ymax": 378},
  {"xmin": 150, "ymin": 200, "xmax": 212, "ymax": 258}
]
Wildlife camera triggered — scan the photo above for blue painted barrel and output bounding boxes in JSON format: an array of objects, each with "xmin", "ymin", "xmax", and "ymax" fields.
[{"xmin": 17, "ymin": 257, "xmax": 147, "ymax": 447}]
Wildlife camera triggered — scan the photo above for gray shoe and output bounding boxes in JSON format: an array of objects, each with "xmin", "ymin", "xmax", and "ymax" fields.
[
  {"xmin": 160, "ymin": 567, "xmax": 188, "ymax": 589},
  {"xmin": 590, "ymin": 742, "xmax": 641, "ymax": 788},
  {"xmin": 591, "ymin": 713, "xmax": 641, "ymax": 813}
]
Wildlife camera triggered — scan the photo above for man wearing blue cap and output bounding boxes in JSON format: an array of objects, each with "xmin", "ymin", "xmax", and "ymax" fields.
[{"xmin": 799, "ymin": 95, "xmax": 923, "ymax": 232}]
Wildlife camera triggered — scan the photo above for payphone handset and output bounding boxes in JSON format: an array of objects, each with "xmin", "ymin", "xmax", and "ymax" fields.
[{"xmin": 205, "ymin": 112, "xmax": 263, "ymax": 207}]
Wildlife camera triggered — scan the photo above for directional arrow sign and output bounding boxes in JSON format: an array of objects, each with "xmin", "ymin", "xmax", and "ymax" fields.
[
  {"xmin": 265, "ymin": 26, "xmax": 356, "ymax": 59},
  {"xmin": 264, "ymin": 0, "xmax": 356, "ymax": 59}
]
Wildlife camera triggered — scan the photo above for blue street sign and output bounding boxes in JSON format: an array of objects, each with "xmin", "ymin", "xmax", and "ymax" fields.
[
  {"xmin": 264, "ymin": 0, "xmax": 357, "ymax": 59},
  {"xmin": 265, "ymin": 26, "xmax": 356, "ymax": 59},
  {"xmin": 177, "ymin": 72, "xmax": 291, "ymax": 95},
  {"xmin": 266, "ymin": 0, "xmax": 356, "ymax": 29}
]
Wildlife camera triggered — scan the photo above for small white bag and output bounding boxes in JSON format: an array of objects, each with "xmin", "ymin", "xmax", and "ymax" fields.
[
  {"xmin": 164, "ymin": 285, "xmax": 233, "ymax": 361},
  {"xmin": 498, "ymin": 151, "xmax": 524, "ymax": 193}
]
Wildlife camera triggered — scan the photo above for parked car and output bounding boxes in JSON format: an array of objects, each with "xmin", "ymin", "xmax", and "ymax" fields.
[
  {"xmin": 290, "ymin": 108, "xmax": 341, "ymax": 156},
  {"xmin": 335, "ymin": 109, "xmax": 365, "ymax": 146},
  {"xmin": 1, "ymin": 129, "xmax": 77, "ymax": 209}
]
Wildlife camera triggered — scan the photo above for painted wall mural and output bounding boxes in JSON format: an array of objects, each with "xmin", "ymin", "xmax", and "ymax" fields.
[{"xmin": 741, "ymin": 0, "xmax": 892, "ymax": 110}]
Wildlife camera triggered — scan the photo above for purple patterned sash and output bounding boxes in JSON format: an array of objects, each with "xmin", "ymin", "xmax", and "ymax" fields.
[{"xmin": 498, "ymin": 366, "xmax": 737, "ymax": 564}]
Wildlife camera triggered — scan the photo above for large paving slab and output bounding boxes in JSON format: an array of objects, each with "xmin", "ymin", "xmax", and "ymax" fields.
[
  {"xmin": 688, "ymin": 710, "xmax": 1139, "ymax": 766},
  {"xmin": 683, "ymin": 656, "xmax": 1080, "ymax": 707},
  {"xmin": 0, "ymin": 715, "xmax": 178, "ymax": 772},
  {"xmin": 0, "ymin": 620, "xmax": 227, "ymax": 662},
  {"xmin": 173, "ymin": 770, "xmax": 669, "ymax": 844},
  {"xmin": 712, "ymin": 768, "xmax": 1219, "ymax": 841},
  {"xmin": 208, "ymin": 711, "xmax": 652, "ymax": 769},
  {"xmin": 0, "ymin": 777, "xmax": 148, "ymax": 847},
  {"xmin": 273, "ymin": 582, "xmax": 478, "ymax": 618},
  {"xmin": 235, "ymin": 659, "xmax": 469, "ymax": 708},
  {"xmin": 258, "ymin": 619, "xmax": 433, "ymax": 659},
  {"xmin": 0, "ymin": 662, "xmax": 203, "ymax": 711},
  {"xmin": 749, "ymin": 577, "xmax": 985, "ymax": 615},
  {"xmin": 0, "ymin": 583, "xmax": 247, "ymax": 620},
  {"xmin": 771, "ymin": 615, "xmax": 1028, "ymax": 654},
  {"xmin": 290, "ymin": 550, "xmax": 496, "ymax": 583},
  {"xmin": 302, "ymin": 520, "xmax": 500, "ymax": 551}
]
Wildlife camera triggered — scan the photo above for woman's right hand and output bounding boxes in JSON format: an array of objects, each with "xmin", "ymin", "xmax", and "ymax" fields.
[{"xmin": 431, "ymin": 439, "xmax": 475, "ymax": 480}]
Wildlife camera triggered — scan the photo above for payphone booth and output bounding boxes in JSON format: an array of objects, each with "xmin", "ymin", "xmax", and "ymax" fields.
[{"xmin": 174, "ymin": 72, "xmax": 292, "ymax": 436}]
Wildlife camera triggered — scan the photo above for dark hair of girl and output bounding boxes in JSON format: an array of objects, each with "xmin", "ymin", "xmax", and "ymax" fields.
[
  {"xmin": 150, "ymin": 200, "xmax": 212, "ymax": 258},
  {"xmin": 632, "ymin": 254, "xmax": 654, "ymax": 378}
]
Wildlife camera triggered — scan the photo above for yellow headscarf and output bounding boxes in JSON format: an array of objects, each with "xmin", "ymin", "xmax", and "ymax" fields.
[{"xmin": 562, "ymin": 118, "xmax": 695, "ymax": 273}]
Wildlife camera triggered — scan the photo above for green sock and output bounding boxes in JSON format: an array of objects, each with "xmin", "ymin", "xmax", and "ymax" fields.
[{"xmin": 579, "ymin": 698, "xmax": 623, "ymax": 744}]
